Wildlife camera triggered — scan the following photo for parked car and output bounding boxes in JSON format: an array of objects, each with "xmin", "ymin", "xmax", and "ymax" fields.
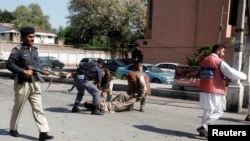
[
  {"xmin": 39, "ymin": 56, "xmax": 65, "ymax": 69},
  {"xmin": 80, "ymin": 57, "xmax": 99, "ymax": 63},
  {"xmin": 117, "ymin": 58, "xmax": 133, "ymax": 65},
  {"xmin": 155, "ymin": 62, "xmax": 183, "ymax": 73},
  {"xmin": 38, "ymin": 56, "xmax": 52, "ymax": 68},
  {"xmin": 115, "ymin": 63, "xmax": 174, "ymax": 84},
  {"xmin": 103, "ymin": 59, "xmax": 126, "ymax": 74}
]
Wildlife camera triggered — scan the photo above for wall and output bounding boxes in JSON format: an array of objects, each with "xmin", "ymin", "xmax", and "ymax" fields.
[
  {"xmin": 138, "ymin": 0, "xmax": 236, "ymax": 65},
  {"xmin": 0, "ymin": 41, "xmax": 112, "ymax": 66}
]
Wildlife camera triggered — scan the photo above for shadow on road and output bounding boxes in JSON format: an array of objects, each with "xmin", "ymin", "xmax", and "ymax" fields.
[
  {"xmin": 219, "ymin": 117, "xmax": 250, "ymax": 124},
  {"xmin": 45, "ymin": 107, "xmax": 70, "ymax": 113},
  {"xmin": 133, "ymin": 125, "xmax": 207, "ymax": 140},
  {"xmin": 0, "ymin": 128, "xmax": 37, "ymax": 140},
  {"xmin": 147, "ymin": 98, "xmax": 201, "ymax": 110}
]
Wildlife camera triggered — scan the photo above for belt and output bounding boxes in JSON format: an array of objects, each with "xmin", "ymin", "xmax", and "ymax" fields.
[{"xmin": 17, "ymin": 75, "xmax": 35, "ymax": 84}]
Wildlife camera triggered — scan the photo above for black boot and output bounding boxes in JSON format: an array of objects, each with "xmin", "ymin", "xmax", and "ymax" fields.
[
  {"xmin": 10, "ymin": 130, "xmax": 19, "ymax": 137},
  {"xmin": 106, "ymin": 95, "xmax": 112, "ymax": 102},
  {"xmin": 39, "ymin": 132, "xmax": 54, "ymax": 141},
  {"xmin": 91, "ymin": 106, "xmax": 104, "ymax": 115},
  {"xmin": 72, "ymin": 106, "xmax": 80, "ymax": 113}
]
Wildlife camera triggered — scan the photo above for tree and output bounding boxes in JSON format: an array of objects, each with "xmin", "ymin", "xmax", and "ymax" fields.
[
  {"xmin": 11, "ymin": 3, "xmax": 51, "ymax": 30},
  {"xmin": 186, "ymin": 45, "xmax": 212, "ymax": 66},
  {"xmin": 67, "ymin": 0, "xmax": 146, "ymax": 56},
  {"xmin": 0, "ymin": 9, "xmax": 16, "ymax": 23},
  {"xmin": 57, "ymin": 26, "xmax": 78, "ymax": 45}
]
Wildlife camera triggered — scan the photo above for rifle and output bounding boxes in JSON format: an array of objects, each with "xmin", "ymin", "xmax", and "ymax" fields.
[{"xmin": 27, "ymin": 66, "xmax": 58, "ymax": 83}]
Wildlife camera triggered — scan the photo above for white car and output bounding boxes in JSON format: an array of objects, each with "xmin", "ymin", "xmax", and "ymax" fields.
[{"xmin": 155, "ymin": 62, "xmax": 183, "ymax": 73}]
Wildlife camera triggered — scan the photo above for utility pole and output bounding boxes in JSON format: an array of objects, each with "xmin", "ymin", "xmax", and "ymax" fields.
[
  {"xmin": 217, "ymin": 0, "xmax": 225, "ymax": 44},
  {"xmin": 242, "ymin": 0, "xmax": 250, "ymax": 112},
  {"xmin": 226, "ymin": 0, "xmax": 246, "ymax": 113}
]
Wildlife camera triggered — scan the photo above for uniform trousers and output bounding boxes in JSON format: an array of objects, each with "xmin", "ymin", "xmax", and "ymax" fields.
[
  {"xmin": 134, "ymin": 63, "xmax": 143, "ymax": 72},
  {"xmin": 140, "ymin": 93, "xmax": 147, "ymax": 110},
  {"xmin": 106, "ymin": 80, "xmax": 113, "ymax": 101},
  {"xmin": 74, "ymin": 76, "xmax": 101, "ymax": 107},
  {"xmin": 10, "ymin": 78, "xmax": 50, "ymax": 132}
]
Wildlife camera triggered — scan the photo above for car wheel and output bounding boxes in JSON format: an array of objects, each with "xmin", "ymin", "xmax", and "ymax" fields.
[
  {"xmin": 152, "ymin": 78, "xmax": 161, "ymax": 84},
  {"xmin": 121, "ymin": 75, "xmax": 127, "ymax": 80},
  {"xmin": 60, "ymin": 65, "xmax": 63, "ymax": 69}
]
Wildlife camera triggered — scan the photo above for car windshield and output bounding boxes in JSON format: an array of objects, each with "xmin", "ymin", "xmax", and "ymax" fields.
[
  {"xmin": 115, "ymin": 60, "xmax": 126, "ymax": 66},
  {"xmin": 146, "ymin": 65, "xmax": 163, "ymax": 73}
]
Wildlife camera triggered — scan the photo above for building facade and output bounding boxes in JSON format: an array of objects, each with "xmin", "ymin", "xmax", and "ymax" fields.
[
  {"xmin": 0, "ymin": 23, "xmax": 62, "ymax": 45},
  {"xmin": 137, "ymin": 0, "xmax": 242, "ymax": 65}
]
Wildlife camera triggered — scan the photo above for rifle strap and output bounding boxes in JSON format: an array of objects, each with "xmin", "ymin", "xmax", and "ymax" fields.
[{"xmin": 46, "ymin": 77, "xmax": 55, "ymax": 91}]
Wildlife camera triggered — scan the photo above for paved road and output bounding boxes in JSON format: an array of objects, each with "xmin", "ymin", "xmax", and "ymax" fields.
[{"xmin": 0, "ymin": 77, "xmax": 249, "ymax": 141}]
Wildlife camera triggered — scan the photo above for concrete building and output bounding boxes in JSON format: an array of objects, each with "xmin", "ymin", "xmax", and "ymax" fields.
[
  {"xmin": 34, "ymin": 28, "xmax": 58, "ymax": 44},
  {"xmin": 137, "ymin": 0, "xmax": 247, "ymax": 65},
  {"xmin": 0, "ymin": 23, "xmax": 20, "ymax": 42},
  {"xmin": 0, "ymin": 23, "xmax": 63, "ymax": 45}
]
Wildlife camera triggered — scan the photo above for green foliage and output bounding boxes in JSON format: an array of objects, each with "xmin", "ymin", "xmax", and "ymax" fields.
[
  {"xmin": 57, "ymin": 26, "xmax": 79, "ymax": 45},
  {"xmin": 83, "ymin": 36, "xmax": 113, "ymax": 51},
  {"xmin": 10, "ymin": 4, "xmax": 51, "ymax": 30},
  {"xmin": 0, "ymin": 9, "xmax": 16, "ymax": 23},
  {"xmin": 186, "ymin": 45, "xmax": 212, "ymax": 66},
  {"xmin": 67, "ymin": 0, "xmax": 146, "ymax": 54}
]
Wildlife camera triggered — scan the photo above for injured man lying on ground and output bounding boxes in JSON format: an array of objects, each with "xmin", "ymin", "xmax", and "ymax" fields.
[{"xmin": 84, "ymin": 93, "xmax": 140, "ymax": 113}]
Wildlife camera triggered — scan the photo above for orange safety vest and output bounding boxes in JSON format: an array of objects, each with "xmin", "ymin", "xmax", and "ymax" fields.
[{"xmin": 199, "ymin": 55, "xmax": 226, "ymax": 95}]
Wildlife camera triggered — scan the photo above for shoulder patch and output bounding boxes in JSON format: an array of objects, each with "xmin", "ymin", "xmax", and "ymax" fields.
[
  {"xmin": 14, "ymin": 46, "xmax": 21, "ymax": 50},
  {"xmin": 11, "ymin": 49, "xmax": 18, "ymax": 54}
]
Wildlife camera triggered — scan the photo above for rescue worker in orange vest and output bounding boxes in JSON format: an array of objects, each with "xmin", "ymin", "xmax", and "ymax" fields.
[
  {"xmin": 127, "ymin": 71, "xmax": 151, "ymax": 112},
  {"xmin": 197, "ymin": 44, "xmax": 247, "ymax": 138}
]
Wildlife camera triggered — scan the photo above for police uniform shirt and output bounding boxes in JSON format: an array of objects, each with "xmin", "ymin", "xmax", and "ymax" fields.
[
  {"xmin": 132, "ymin": 49, "xmax": 143, "ymax": 63},
  {"xmin": 6, "ymin": 45, "xmax": 40, "ymax": 75}
]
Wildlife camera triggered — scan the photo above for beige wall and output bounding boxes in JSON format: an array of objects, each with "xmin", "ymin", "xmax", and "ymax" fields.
[{"xmin": 0, "ymin": 41, "xmax": 111, "ymax": 66}]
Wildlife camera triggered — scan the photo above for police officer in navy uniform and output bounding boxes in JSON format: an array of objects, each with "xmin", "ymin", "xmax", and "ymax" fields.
[
  {"xmin": 6, "ymin": 27, "xmax": 54, "ymax": 140},
  {"xmin": 71, "ymin": 58, "xmax": 104, "ymax": 115},
  {"xmin": 132, "ymin": 43, "xmax": 143, "ymax": 71}
]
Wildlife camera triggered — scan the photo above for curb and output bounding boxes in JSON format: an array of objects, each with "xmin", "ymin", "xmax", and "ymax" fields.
[{"xmin": 0, "ymin": 70, "xmax": 199, "ymax": 101}]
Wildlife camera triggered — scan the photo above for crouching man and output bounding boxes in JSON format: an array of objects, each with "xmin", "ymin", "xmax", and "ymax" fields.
[{"xmin": 127, "ymin": 71, "xmax": 151, "ymax": 112}]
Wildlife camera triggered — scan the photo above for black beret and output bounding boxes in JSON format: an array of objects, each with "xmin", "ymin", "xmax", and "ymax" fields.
[{"xmin": 20, "ymin": 26, "xmax": 35, "ymax": 37}]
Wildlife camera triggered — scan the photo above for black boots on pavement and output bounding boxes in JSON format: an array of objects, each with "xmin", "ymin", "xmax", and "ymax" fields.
[
  {"xmin": 39, "ymin": 132, "xmax": 54, "ymax": 141},
  {"xmin": 72, "ymin": 105, "xmax": 104, "ymax": 115},
  {"xmin": 10, "ymin": 130, "xmax": 54, "ymax": 141},
  {"xmin": 10, "ymin": 130, "xmax": 19, "ymax": 137},
  {"xmin": 91, "ymin": 106, "xmax": 104, "ymax": 115},
  {"xmin": 72, "ymin": 106, "xmax": 80, "ymax": 113}
]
